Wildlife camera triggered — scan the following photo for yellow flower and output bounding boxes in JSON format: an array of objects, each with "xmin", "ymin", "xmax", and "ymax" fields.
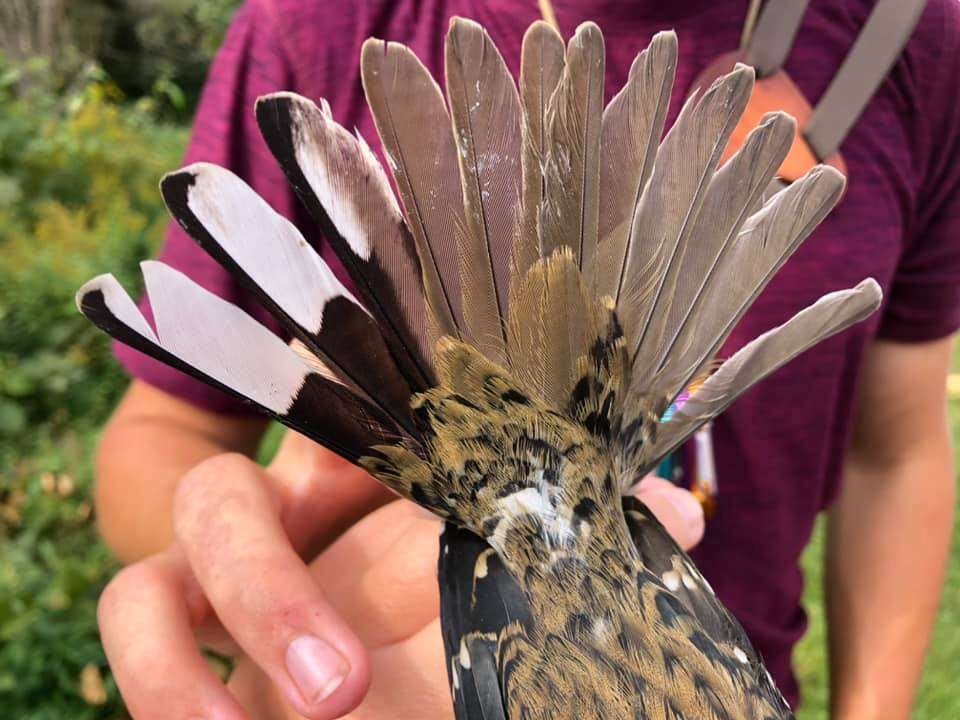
[{"xmin": 79, "ymin": 664, "xmax": 107, "ymax": 706}]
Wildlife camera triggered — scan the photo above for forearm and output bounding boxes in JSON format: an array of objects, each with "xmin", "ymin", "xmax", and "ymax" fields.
[
  {"xmin": 826, "ymin": 441, "xmax": 955, "ymax": 719},
  {"xmin": 95, "ymin": 381, "xmax": 265, "ymax": 563},
  {"xmin": 96, "ymin": 418, "xmax": 234, "ymax": 562}
]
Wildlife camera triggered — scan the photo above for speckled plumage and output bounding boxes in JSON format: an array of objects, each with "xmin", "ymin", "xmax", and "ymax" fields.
[
  {"xmin": 78, "ymin": 16, "xmax": 882, "ymax": 720},
  {"xmin": 368, "ymin": 332, "xmax": 791, "ymax": 720}
]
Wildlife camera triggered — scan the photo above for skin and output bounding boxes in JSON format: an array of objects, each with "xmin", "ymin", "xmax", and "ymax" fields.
[
  {"xmin": 827, "ymin": 337, "xmax": 955, "ymax": 720},
  {"xmin": 95, "ymin": 380, "xmax": 704, "ymax": 720},
  {"xmin": 95, "ymin": 338, "xmax": 955, "ymax": 720}
]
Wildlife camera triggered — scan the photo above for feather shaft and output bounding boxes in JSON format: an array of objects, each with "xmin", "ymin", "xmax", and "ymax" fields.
[
  {"xmin": 540, "ymin": 22, "xmax": 604, "ymax": 267},
  {"xmin": 361, "ymin": 39, "xmax": 465, "ymax": 338},
  {"xmin": 616, "ymin": 66, "xmax": 754, "ymax": 355},
  {"xmin": 591, "ymin": 31, "xmax": 677, "ymax": 283},
  {"xmin": 515, "ymin": 21, "xmax": 566, "ymax": 279},
  {"xmin": 445, "ymin": 18, "xmax": 522, "ymax": 364},
  {"xmin": 633, "ymin": 112, "xmax": 796, "ymax": 386}
]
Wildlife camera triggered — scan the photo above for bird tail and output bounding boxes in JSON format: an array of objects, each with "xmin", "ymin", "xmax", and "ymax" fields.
[{"xmin": 77, "ymin": 18, "xmax": 880, "ymax": 519}]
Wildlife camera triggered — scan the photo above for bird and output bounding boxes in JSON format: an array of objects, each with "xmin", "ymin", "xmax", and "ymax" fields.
[{"xmin": 77, "ymin": 17, "xmax": 881, "ymax": 720}]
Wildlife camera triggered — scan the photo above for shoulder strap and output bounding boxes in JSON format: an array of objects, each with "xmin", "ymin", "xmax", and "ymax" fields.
[
  {"xmin": 805, "ymin": 0, "xmax": 928, "ymax": 159},
  {"xmin": 745, "ymin": 0, "xmax": 811, "ymax": 77},
  {"xmin": 746, "ymin": 0, "xmax": 928, "ymax": 159}
]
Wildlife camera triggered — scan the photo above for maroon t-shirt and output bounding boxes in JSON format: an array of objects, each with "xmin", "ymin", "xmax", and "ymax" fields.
[{"xmin": 116, "ymin": 0, "xmax": 960, "ymax": 706}]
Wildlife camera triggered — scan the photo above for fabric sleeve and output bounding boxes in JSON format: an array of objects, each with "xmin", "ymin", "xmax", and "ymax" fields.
[
  {"xmin": 878, "ymin": 185, "xmax": 960, "ymax": 342},
  {"xmin": 114, "ymin": 0, "xmax": 308, "ymax": 413},
  {"xmin": 877, "ymin": 0, "xmax": 960, "ymax": 343}
]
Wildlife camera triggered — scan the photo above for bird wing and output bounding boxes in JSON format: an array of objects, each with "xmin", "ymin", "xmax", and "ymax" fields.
[{"xmin": 439, "ymin": 522, "xmax": 531, "ymax": 720}]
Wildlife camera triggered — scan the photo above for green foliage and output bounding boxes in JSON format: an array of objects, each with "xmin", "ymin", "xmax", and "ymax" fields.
[
  {"xmin": 1, "ymin": 432, "xmax": 122, "ymax": 719},
  {"xmin": 0, "ymin": 61, "xmax": 185, "ymax": 718},
  {"xmin": 81, "ymin": 0, "xmax": 242, "ymax": 120},
  {"xmin": 0, "ymin": 1, "xmax": 240, "ymax": 120},
  {"xmin": 0, "ymin": 63, "xmax": 185, "ymax": 455}
]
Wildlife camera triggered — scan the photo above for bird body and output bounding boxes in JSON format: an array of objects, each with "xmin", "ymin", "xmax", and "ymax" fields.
[
  {"xmin": 392, "ymin": 337, "xmax": 792, "ymax": 719},
  {"xmin": 78, "ymin": 17, "xmax": 881, "ymax": 719}
]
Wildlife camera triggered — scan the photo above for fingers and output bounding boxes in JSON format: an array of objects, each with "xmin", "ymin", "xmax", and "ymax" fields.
[
  {"xmin": 268, "ymin": 432, "xmax": 394, "ymax": 558},
  {"xmin": 235, "ymin": 620, "xmax": 453, "ymax": 720},
  {"xmin": 634, "ymin": 475, "xmax": 705, "ymax": 550},
  {"xmin": 226, "ymin": 502, "xmax": 448, "ymax": 720},
  {"xmin": 315, "ymin": 501, "xmax": 442, "ymax": 647},
  {"xmin": 313, "ymin": 498, "xmax": 427, "ymax": 583},
  {"xmin": 98, "ymin": 551, "xmax": 246, "ymax": 720},
  {"xmin": 348, "ymin": 619, "xmax": 452, "ymax": 720},
  {"xmin": 173, "ymin": 453, "xmax": 370, "ymax": 720}
]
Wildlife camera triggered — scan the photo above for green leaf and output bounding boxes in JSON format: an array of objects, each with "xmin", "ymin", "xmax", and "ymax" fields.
[{"xmin": 0, "ymin": 399, "xmax": 25, "ymax": 434}]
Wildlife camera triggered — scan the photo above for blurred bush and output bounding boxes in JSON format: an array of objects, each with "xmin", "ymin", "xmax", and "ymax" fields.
[
  {"xmin": 1, "ymin": 0, "xmax": 238, "ymax": 120},
  {"xmin": 0, "ymin": 47, "xmax": 187, "ymax": 718},
  {"xmin": 0, "ymin": 62, "xmax": 185, "ymax": 456},
  {"xmin": 0, "ymin": 3, "xmax": 237, "ymax": 715},
  {"xmin": 92, "ymin": 0, "xmax": 239, "ymax": 119}
]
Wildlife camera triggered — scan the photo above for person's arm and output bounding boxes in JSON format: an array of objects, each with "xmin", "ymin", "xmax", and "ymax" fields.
[
  {"xmin": 826, "ymin": 335, "xmax": 955, "ymax": 719},
  {"xmin": 95, "ymin": 380, "xmax": 267, "ymax": 562}
]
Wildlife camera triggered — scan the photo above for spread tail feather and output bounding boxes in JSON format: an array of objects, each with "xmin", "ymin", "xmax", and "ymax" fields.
[
  {"xmin": 80, "ymin": 20, "xmax": 879, "ymax": 501},
  {"xmin": 254, "ymin": 92, "xmax": 433, "ymax": 387},
  {"xmin": 445, "ymin": 18, "xmax": 521, "ymax": 365},
  {"xmin": 76, "ymin": 265, "xmax": 400, "ymax": 460},
  {"xmin": 361, "ymin": 37, "xmax": 465, "ymax": 339},
  {"xmin": 78, "ymin": 24, "xmax": 882, "ymax": 719},
  {"xmin": 648, "ymin": 279, "xmax": 882, "ymax": 465},
  {"xmin": 159, "ymin": 164, "xmax": 418, "ymax": 436}
]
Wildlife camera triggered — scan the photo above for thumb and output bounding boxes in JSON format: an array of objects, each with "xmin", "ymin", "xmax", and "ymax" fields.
[{"xmin": 633, "ymin": 475, "xmax": 705, "ymax": 551}]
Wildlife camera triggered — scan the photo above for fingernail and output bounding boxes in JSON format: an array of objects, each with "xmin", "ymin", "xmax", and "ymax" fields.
[{"xmin": 286, "ymin": 635, "xmax": 350, "ymax": 705}]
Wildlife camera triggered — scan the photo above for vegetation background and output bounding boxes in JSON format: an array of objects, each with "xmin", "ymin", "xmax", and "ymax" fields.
[{"xmin": 0, "ymin": 2, "xmax": 955, "ymax": 718}]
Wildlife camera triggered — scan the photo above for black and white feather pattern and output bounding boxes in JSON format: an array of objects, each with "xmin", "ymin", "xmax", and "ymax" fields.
[
  {"xmin": 76, "ymin": 264, "xmax": 398, "ymax": 461},
  {"xmin": 160, "ymin": 163, "xmax": 418, "ymax": 436},
  {"xmin": 255, "ymin": 93, "xmax": 433, "ymax": 388}
]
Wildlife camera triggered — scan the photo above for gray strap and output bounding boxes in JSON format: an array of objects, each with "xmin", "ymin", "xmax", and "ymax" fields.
[
  {"xmin": 746, "ymin": 0, "xmax": 811, "ymax": 77},
  {"xmin": 806, "ymin": 0, "xmax": 928, "ymax": 159}
]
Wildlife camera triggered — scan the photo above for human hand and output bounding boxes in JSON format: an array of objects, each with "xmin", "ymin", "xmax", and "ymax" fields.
[
  {"xmin": 97, "ymin": 433, "xmax": 395, "ymax": 720},
  {"xmin": 228, "ymin": 499, "xmax": 451, "ymax": 720},
  {"xmin": 633, "ymin": 474, "xmax": 706, "ymax": 551},
  {"xmin": 226, "ymin": 483, "xmax": 704, "ymax": 720},
  {"xmin": 98, "ymin": 430, "xmax": 704, "ymax": 720}
]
